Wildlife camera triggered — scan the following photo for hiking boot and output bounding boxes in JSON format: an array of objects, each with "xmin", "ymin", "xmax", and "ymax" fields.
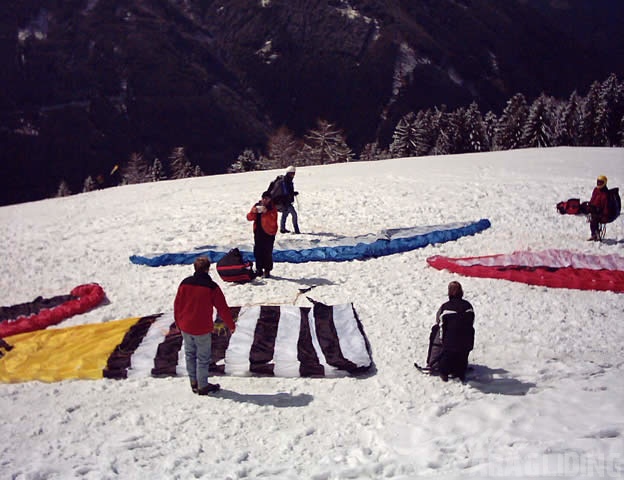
[
  {"xmin": 294, "ymin": 230, "xmax": 301, "ymax": 234},
  {"xmin": 280, "ymin": 228, "xmax": 290, "ymax": 233},
  {"xmin": 263, "ymin": 270, "xmax": 271, "ymax": 278},
  {"xmin": 197, "ymin": 383, "xmax": 220, "ymax": 395},
  {"xmin": 587, "ymin": 236, "xmax": 598, "ymax": 241},
  {"xmin": 255, "ymin": 269, "xmax": 263, "ymax": 278},
  {"xmin": 190, "ymin": 380, "xmax": 198, "ymax": 394},
  {"xmin": 440, "ymin": 373, "xmax": 449, "ymax": 382}
]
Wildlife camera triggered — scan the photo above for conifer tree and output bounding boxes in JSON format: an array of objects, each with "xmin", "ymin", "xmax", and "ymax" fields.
[
  {"xmin": 56, "ymin": 180, "xmax": 72, "ymax": 197},
  {"xmin": 193, "ymin": 165, "xmax": 204, "ymax": 177},
  {"xmin": 82, "ymin": 175, "xmax": 97, "ymax": 193},
  {"xmin": 149, "ymin": 158, "xmax": 167, "ymax": 182},
  {"xmin": 413, "ymin": 109, "xmax": 439, "ymax": 156},
  {"xmin": 169, "ymin": 147, "xmax": 194, "ymax": 179},
  {"xmin": 389, "ymin": 112, "xmax": 418, "ymax": 158},
  {"xmin": 228, "ymin": 149, "xmax": 261, "ymax": 173},
  {"xmin": 599, "ymin": 73, "xmax": 624, "ymax": 146},
  {"xmin": 301, "ymin": 119, "xmax": 353, "ymax": 165},
  {"xmin": 435, "ymin": 108, "xmax": 466, "ymax": 155},
  {"xmin": 521, "ymin": 94, "xmax": 554, "ymax": 148},
  {"xmin": 123, "ymin": 152, "xmax": 149, "ymax": 184},
  {"xmin": 359, "ymin": 141, "xmax": 390, "ymax": 161},
  {"xmin": 464, "ymin": 102, "xmax": 489, "ymax": 152},
  {"xmin": 579, "ymin": 81, "xmax": 609, "ymax": 146},
  {"xmin": 484, "ymin": 111, "xmax": 498, "ymax": 150},
  {"xmin": 431, "ymin": 106, "xmax": 450, "ymax": 155},
  {"xmin": 553, "ymin": 91, "xmax": 581, "ymax": 146},
  {"xmin": 494, "ymin": 93, "xmax": 528, "ymax": 150}
]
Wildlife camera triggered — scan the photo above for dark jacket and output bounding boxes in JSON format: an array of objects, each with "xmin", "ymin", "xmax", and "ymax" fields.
[
  {"xmin": 590, "ymin": 186, "xmax": 609, "ymax": 223},
  {"xmin": 174, "ymin": 272, "xmax": 235, "ymax": 335},
  {"xmin": 435, "ymin": 298, "xmax": 475, "ymax": 352},
  {"xmin": 283, "ymin": 175, "xmax": 296, "ymax": 204}
]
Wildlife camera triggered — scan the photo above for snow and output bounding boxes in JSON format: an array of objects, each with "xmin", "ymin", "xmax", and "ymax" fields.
[{"xmin": 1, "ymin": 146, "xmax": 624, "ymax": 479}]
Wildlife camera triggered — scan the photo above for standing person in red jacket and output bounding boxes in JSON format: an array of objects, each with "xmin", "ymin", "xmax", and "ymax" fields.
[
  {"xmin": 588, "ymin": 175, "xmax": 609, "ymax": 241},
  {"xmin": 247, "ymin": 191, "xmax": 278, "ymax": 278},
  {"xmin": 174, "ymin": 256, "xmax": 236, "ymax": 395}
]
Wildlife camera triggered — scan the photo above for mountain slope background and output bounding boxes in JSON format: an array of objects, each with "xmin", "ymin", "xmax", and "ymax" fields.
[{"xmin": 1, "ymin": 0, "xmax": 623, "ymax": 205}]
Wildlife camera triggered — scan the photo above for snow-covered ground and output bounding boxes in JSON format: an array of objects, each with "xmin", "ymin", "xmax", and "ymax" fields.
[{"xmin": 1, "ymin": 147, "xmax": 623, "ymax": 479}]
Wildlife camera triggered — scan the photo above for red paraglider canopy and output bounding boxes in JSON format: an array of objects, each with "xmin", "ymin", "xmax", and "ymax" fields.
[
  {"xmin": 427, "ymin": 250, "xmax": 624, "ymax": 293},
  {"xmin": 0, "ymin": 283, "xmax": 106, "ymax": 337}
]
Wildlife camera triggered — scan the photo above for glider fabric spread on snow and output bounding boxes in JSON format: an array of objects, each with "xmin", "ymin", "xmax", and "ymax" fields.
[
  {"xmin": 129, "ymin": 219, "xmax": 491, "ymax": 266},
  {"xmin": 427, "ymin": 250, "xmax": 624, "ymax": 292},
  {"xmin": 0, "ymin": 302, "xmax": 373, "ymax": 383},
  {"xmin": 0, "ymin": 284, "xmax": 106, "ymax": 338}
]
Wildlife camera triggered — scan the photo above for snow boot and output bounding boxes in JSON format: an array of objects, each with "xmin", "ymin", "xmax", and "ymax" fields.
[{"xmin": 197, "ymin": 383, "xmax": 221, "ymax": 395}]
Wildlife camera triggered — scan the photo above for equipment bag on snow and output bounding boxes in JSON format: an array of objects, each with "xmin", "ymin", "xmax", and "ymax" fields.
[
  {"xmin": 426, "ymin": 324, "xmax": 443, "ymax": 371},
  {"xmin": 556, "ymin": 198, "xmax": 581, "ymax": 215},
  {"xmin": 216, "ymin": 248, "xmax": 255, "ymax": 283},
  {"xmin": 414, "ymin": 324, "xmax": 443, "ymax": 374},
  {"xmin": 605, "ymin": 187, "xmax": 621, "ymax": 223}
]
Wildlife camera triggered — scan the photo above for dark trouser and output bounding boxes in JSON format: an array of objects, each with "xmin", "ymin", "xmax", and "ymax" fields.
[
  {"xmin": 589, "ymin": 213, "xmax": 600, "ymax": 238},
  {"xmin": 254, "ymin": 229, "xmax": 275, "ymax": 273},
  {"xmin": 439, "ymin": 350, "xmax": 469, "ymax": 379}
]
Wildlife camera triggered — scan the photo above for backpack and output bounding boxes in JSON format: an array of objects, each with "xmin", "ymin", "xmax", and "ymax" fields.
[
  {"xmin": 426, "ymin": 324, "xmax": 443, "ymax": 371},
  {"xmin": 605, "ymin": 187, "xmax": 621, "ymax": 223},
  {"xmin": 216, "ymin": 248, "xmax": 255, "ymax": 283},
  {"xmin": 556, "ymin": 198, "xmax": 581, "ymax": 215},
  {"xmin": 267, "ymin": 175, "xmax": 287, "ymax": 212}
]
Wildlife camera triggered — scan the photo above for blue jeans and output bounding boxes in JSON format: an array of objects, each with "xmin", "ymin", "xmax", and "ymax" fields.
[
  {"xmin": 280, "ymin": 203, "xmax": 299, "ymax": 232},
  {"xmin": 181, "ymin": 331, "xmax": 212, "ymax": 389}
]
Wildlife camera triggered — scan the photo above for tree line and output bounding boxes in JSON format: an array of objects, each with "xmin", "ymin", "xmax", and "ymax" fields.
[
  {"xmin": 56, "ymin": 73, "xmax": 624, "ymax": 198},
  {"xmin": 55, "ymin": 147, "xmax": 204, "ymax": 197}
]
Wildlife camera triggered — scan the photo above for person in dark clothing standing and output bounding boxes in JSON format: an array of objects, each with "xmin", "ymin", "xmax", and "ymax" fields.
[
  {"xmin": 588, "ymin": 175, "xmax": 609, "ymax": 241},
  {"xmin": 435, "ymin": 281, "xmax": 475, "ymax": 382},
  {"xmin": 174, "ymin": 257, "xmax": 236, "ymax": 395},
  {"xmin": 279, "ymin": 166, "xmax": 300, "ymax": 234},
  {"xmin": 247, "ymin": 191, "xmax": 278, "ymax": 278}
]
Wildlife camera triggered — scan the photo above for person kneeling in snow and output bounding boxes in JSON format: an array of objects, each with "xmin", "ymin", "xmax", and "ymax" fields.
[{"xmin": 432, "ymin": 281, "xmax": 475, "ymax": 382}]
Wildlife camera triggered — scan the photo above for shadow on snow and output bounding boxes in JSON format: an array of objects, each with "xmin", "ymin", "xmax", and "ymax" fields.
[{"xmin": 467, "ymin": 364, "xmax": 537, "ymax": 396}]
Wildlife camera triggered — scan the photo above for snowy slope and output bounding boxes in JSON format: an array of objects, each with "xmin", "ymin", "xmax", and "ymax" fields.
[{"xmin": 1, "ymin": 147, "xmax": 623, "ymax": 479}]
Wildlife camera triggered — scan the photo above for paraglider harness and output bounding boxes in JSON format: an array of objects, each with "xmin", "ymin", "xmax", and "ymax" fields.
[
  {"xmin": 216, "ymin": 248, "xmax": 255, "ymax": 283},
  {"xmin": 267, "ymin": 175, "xmax": 291, "ymax": 213}
]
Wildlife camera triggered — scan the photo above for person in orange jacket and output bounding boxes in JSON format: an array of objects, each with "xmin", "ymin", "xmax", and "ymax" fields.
[
  {"xmin": 247, "ymin": 191, "xmax": 278, "ymax": 278},
  {"xmin": 588, "ymin": 175, "xmax": 609, "ymax": 241},
  {"xmin": 174, "ymin": 256, "xmax": 236, "ymax": 395}
]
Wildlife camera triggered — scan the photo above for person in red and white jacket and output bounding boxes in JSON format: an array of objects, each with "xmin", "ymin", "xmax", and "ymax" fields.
[{"xmin": 174, "ymin": 256, "xmax": 236, "ymax": 395}]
